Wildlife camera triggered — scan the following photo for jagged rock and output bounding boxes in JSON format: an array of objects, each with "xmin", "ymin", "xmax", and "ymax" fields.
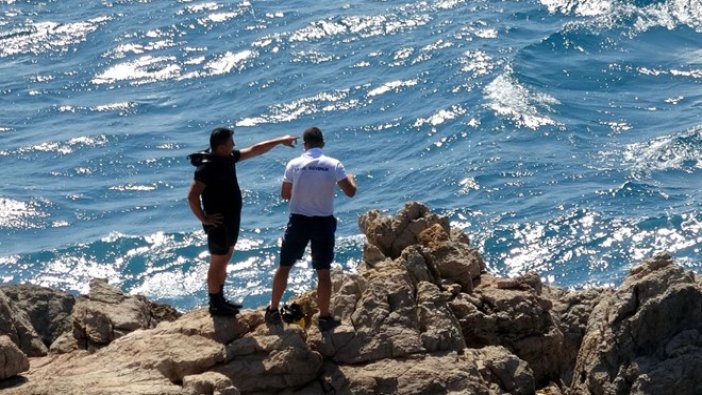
[
  {"xmin": 361, "ymin": 243, "xmax": 386, "ymax": 266},
  {"xmin": 309, "ymin": 260, "xmax": 465, "ymax": 365},
  {"xmin": 416, "ymin": 281, "xmax": 466, "ymax": 352},
  {"xmin": 49, "ymin": 330, "xmax": 78, "ymax": 354},
  {"xmin": 359, "ymin": 203, "xmax": 484, "ymax": 293},
  {"xmin": 449, "ymin": 273, "xmax": 564, "ymax": 386},
  {"xmin": 3, "ymin": 349, "xmax": 186, "ymax": 395},
  {"xmin": 571, "ymin": 253, "xmax": 702, "ymax": 395},
  {"xmin": 318, "ymin": 347, "xmax": 533, "ymax": 395},
  {"xmin": 397, "ymin": 246, "xmax": 438, "ymax": 285},
  {"xmin": 1, "ymin": 284, "xmax": 75, "ymax": 353},
  {"xmin": 4, "ymin": 308, "xmax": 231, "ymax": 394},
  {"xmin": 546, "ymin": 286, "xmax": 605, "ymax": 385},
  {"xmin": 0, "ymin": 335, "xmax": 29, "ymax": 380},
  {"xmin": 215, "ymin": 322, "xmax": 323, "ymax": 393},
  {"xmin": 0, "ymin": 290, "xmax": 47, "ymax": 357},
  {"xmin": 311, "ymin": 267, "xmax": 428, "ymax": 364},
  {"xmin": 72, "ymin": 278, "xmax": 181, "ymax": 351},
  {"xmin": 420, "ymin": 222, "xmax": 484, "ymax": 288},
  {"xmin": 182, "ymin": 371, "xmax": 239, "ymax": 395},
  {"xmin": 476, "ymin": 346, "xmax": 536, "ymax": 394},
  {"xmin": 536, "ymin": 382, "xmax": 564, "ymax": 395},
  {"xmin": 358, "ymin": 202, "xmax": 451, "ymax": 259}
]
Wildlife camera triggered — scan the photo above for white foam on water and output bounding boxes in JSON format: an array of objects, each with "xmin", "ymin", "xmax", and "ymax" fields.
[
  {"xmin": 289, "ymin": 13, "xmax": 430, "ymax": 42},
  {"xmin": 106, "ymin": 40, "xmax": 176, "ymax": 59},
  {"xmin": 367, "ymin": 79, "xmax": 418, "ymax": 97},
  {"xmin": 92, "ymin": 55, "xmax": 181, "ymax": 85},
  {"xmin": 0, "ymin": 17, "xmax": 107, "ymax": 57},
  {"xmin": 484, "ymin": 69, "xmax": 560, "ymax": 130},
  {"xmin": 9, "ymin": 135, "xmax": 109, "ymax": 156},
  {"xmin": 540, "ymin": 0, "xmax": 614, "ymax": 17},
  {"xmin": 634, "ymin": 0, "xmax": 702, "ymax": 33},
  {"xmin": 291, "ymin": 50, "xmax": 337, "ymax": 64},
  {"xmin": 413, "ymin": 105, "xmax": 467, "ymax": 127},
  {"xmin": 93, "ymin": 101, "xmax": 136, "ymax": 112},
  {"xmin": 109, "ymin": 184, "xmax": 157, "ymax": 192},
  {"xmin": 0, "ymin": 198, "xmax": 46, "ymax": 229},
  {"xmin": 204, "ymin": 50, "xmax": 256, "ymax": 76},
  {"xmin": 459, "ymin": 49, "xmax": 495, "ymax": 77},
  {"xmin": 237, "ymin": 89, "xmax": 353, "ymax": 126},
  {"xmin": 617, "ymin": 128, "xmax": 702, "ymax": 173}
]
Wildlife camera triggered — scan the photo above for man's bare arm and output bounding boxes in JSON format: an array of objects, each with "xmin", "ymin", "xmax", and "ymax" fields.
[
  {"xmin": 239, "ymin": 135, "xmax": 297, "ymax": 161},
  {"xmin": 281, "ymin": 181, "xmax": 293, "ymax": 200},
  {"xmin": 187, "ymin": 180, "xmax": 222, "ymax": 226},
  {"xmin": 338, "ymin": 174, "xmax": 357, "ymax": 197}
]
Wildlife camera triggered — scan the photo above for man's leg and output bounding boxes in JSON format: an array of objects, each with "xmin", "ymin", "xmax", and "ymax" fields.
[
  {"xmin": 316, "ymin": 268, "xmax": 332, "ymax": 317},
  {"xmin": 270, "ymin": 215, "xmax": 306, "ymax": 312},
  {"xmin": 316, "ymin": 268, "xmax": 340, "ymax": 331},
  {"xmin": 208, "ymin": 246, "xmax": 233, "ymax": 294},
  {"xmin": 217, "ymin": 246, "xmax": 234, "ymax": 293},
  {"xmin": 269, "ymin": 265, "xmax": 291, "ymax": 311},
  {"xmin": 312, "ymin": 217, "xmax": 340, "ymax": 331},
  {"xmin": 311, "ymin": 216, "xmax": 336, "ymax": 318},
  {"xmin": 207, "ymin": 247, "xmax": 238, "ymax": 316}
]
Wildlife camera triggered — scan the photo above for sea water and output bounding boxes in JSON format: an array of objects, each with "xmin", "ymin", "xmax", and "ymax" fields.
[{"xmin": 1, "ymin": 0, "xmax": 701, "ymax": 310}]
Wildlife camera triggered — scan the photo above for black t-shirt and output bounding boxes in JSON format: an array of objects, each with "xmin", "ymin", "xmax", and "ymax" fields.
[{"xmin": 194, "ymin": 150, "xmax": 242, "ymax": 219}]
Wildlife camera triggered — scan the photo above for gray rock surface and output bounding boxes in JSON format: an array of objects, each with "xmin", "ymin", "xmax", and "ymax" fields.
[
  {"xmin": 0, "ymin": 335, "xmax": 29, "ymax": 380},
  {"xmin": 571, "ymin": 253, "xmax": 702, "ymax": 395},
  {"xmin": 0, "ymin": 290, "xmax": 47, "ymax": 357}
]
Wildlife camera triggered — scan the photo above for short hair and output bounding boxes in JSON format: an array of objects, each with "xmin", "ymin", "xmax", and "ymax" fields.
[
  {"xmin": 210, "ymin": 127, "xmax": 233, "ymax": 151},
  {"xmin": 303, "ymin": 127, "xmax": 324, "ymax": 147}
]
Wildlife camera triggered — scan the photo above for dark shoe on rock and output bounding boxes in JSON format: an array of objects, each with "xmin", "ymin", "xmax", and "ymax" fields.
[
  {"xmin": 265, "ymin": 306, "xmax": 282, "ymax": 325},
  {"xmin": 209, "ymin": 301, "xmax": 239, "ymax": 317},
  {"xmin": 223, "ymin": 299, "xmax": 243, "ymax": 310},
  {"xmin": 318, "ymin": 315, "xmax": 341, "ymax": 332}
]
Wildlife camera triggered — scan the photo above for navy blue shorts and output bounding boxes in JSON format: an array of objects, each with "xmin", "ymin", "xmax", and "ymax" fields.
[
  {"xmin": 204, "ymin": 216, "xmax": 240, "ymax": 255},
  {"xmin": 280, "ymin": 214, "xmax": 337, "ymax": 270}
]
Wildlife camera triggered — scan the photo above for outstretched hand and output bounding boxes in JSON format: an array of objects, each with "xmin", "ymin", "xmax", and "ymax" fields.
[{"xmin": 280, "ymin": 135, "xmax": 298, "ymax": 147}]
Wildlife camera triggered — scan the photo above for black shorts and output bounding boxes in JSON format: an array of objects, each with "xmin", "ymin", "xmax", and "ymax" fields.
[
  {"xmin": 204, "ymin": 216, "xmax": 240, "ymax": 255},
  {"xmin": 279, "ymin": 214, "xmax": 337, "ymax": 270}
]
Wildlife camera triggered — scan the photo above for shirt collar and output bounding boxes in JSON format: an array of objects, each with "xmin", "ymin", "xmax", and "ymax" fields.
[{"xmin": 304, "ymin": 147, "xmax": 324, "ymax": 157}]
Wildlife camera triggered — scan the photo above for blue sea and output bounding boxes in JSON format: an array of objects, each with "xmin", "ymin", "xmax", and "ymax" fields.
[{"xmin": 1, "ymin": 0, "xmax": 701, "ymax": 311}]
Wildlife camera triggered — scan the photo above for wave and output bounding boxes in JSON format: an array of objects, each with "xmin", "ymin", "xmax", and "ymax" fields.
[
  {"xmin": 612, "ymin": 126, "xmax": 702, "ymax": 174},
  {"xmin": 0, "ymin": 134, "xmax": 109, "ymax": 157},
  {"xmin": 484, "ymin": 67, "xmax": 561, "ymax": 130},
  {"xmin": 0, "ymin": 198, "xmax": 48, "ymax": 229},
  {"xmin": 541, "ymin": 0, "xmax": 702, "ymax": 33},
  {"xmin": 0, "ymin": 17, "xmax": 109, "ymax": 58}
]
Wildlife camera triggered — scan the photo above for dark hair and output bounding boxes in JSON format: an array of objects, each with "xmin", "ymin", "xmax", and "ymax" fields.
[
  {"xmin": 303, "ymin": 127, "xmax": 324, "ymax": 147},
  {"xmin": 210, "ymin": 127, "xmax": 233, "ymax": 151}
]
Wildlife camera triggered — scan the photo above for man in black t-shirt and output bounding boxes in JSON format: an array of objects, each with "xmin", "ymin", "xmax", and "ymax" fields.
[{"xmin": 188, "ymin": 127, "xmax": 297, "ymax": 316}]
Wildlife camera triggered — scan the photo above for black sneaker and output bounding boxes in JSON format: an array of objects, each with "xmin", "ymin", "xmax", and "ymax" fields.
[
  {"xmin": 209, "ymin": 301, "xmax": 239, "ymax": 317},
  {"xmin": 318, "ymin": 315, "xmax": 341, "ymax": 332},
  {"xmin": 265, "ymin": 306, "xmax": 282, "ymax": 325},
  {"xmin": 223, "ymin": 299, "xmax": 243, "ymax": 310}
]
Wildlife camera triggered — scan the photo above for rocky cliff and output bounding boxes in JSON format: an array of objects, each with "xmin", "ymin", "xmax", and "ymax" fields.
[{"xmin": 1, "ymin": 202, "xmax": 701, "ymax": 395}]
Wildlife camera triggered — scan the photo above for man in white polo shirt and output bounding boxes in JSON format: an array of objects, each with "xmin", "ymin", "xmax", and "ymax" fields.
[{"xmin": 266, "ymin": 127, "xmax": 356, "ymax": 332}]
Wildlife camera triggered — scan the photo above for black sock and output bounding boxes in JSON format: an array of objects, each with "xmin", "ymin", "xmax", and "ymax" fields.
[
  {"xmin": 209, "ymin": 293, "xmax": 220, "ymax": 305},
  {"xmin": 219, "ymin": 284, "xmax": 228, "ymax": 302}
]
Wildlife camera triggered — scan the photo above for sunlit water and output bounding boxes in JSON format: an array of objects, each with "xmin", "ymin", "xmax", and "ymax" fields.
[{"xmin": 1, "ymin": 0, "xmax": 701, "ymax": 310}]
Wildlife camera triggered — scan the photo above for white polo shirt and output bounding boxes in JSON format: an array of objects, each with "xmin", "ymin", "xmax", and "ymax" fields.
[{"xmin": 283, "ymin": 148, "xmax": 347, "ymax": 217}]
